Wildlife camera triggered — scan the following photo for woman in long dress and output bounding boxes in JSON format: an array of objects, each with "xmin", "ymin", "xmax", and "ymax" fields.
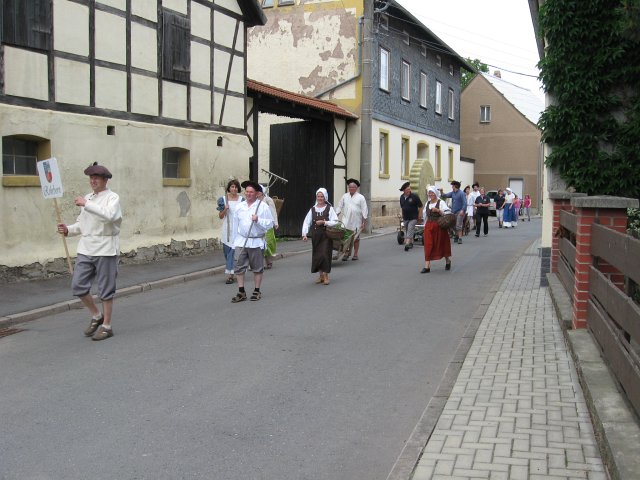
[
  {"xmin": 464, "ymin": 185, "xmax": 474, "ymax": 235},
  {"xmin": 503, "ymin": 187, "xmax": 515, "ymax": 228},
  {"xmin": 217, "ymin": 179, "xmax": 244, "ymax": 284},
  {"xmin": 302, "ymin": 188, "xmax": 339, "ymax": 285},
  {"xmin": 421, "ymin": 186, "xmax": 452, "ymax": 273}
]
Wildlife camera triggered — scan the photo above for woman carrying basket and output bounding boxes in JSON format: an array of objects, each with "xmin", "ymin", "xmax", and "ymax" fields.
[
  {"xmin": 302, "ymin": 188, "xmax": 340, "ymax": 285},
  {"xmin": 421, "ymin": 186, "xmax": 452, "ymax": 273}
]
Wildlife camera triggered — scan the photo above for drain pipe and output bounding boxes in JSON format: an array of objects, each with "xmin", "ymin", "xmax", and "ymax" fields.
[{"xmin": 360, "ymin": 0, "xmax": 373, "ymax": 232}]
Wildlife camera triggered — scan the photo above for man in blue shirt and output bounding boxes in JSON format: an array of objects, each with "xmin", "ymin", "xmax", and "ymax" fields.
[{"xmin": 441, "ymin": 180, "xmax": 467, "ymax": 244}]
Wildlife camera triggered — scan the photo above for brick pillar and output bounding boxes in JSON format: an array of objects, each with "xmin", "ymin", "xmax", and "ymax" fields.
[
  {"xmin": 548, "ymin": 192, "xmax": 585, "ymax": 273},
  {"xmin": 570, "ymin": 196, "xmax": 638, "ymax": 329}
]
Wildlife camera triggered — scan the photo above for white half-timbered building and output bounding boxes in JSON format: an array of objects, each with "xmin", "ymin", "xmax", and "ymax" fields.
[{"xmin": 0, "ymin": 0, "xmax": 265, "ymax": 280}]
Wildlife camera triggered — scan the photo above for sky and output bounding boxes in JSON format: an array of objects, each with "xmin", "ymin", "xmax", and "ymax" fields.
[{"xmin": 395, "ymin": 0, "xmax": 544, "ymax": 102}]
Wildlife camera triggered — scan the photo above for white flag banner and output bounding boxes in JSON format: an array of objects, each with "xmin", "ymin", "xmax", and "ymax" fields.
[{"xmin": 37, "ymin": 157, "xmax": 64, "ymax": 199}]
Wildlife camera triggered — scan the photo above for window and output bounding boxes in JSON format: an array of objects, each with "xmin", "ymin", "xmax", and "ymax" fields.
[
  {"xmin": 480, "ymin": 105, "xmax": 491, "ymax": 123},
  {"xmin": 448, "ymin": 148, "xmax": 454, "ymax": 182},
  {"xmin": 419, "ymin": 72, "xmax": 428, "ymax": 108},
  {"xmin": 435, "ymin": 81, "xmax": 442, "ymax": 114},
  {"xmin": 162, "ymin": 147, "xmax": 191, "ymax": 186},
  {"xmin": 434, "ymin": 144, "xmax": 442, "ymax": 180},
  {"xmin": 162, "ymin": 9, "xmax": 190, "ymax": 83},
  {"xmin": 379, "ymin": 47, "xmax": 390, "ymax": 91},
  {"xmin": 449, "ymin": 64, "xmax": 454, "ymax": 76},
  {"xmin": 378, "ymin": 131, "xmax": 389, "ymax": 177},
  {"xmin": 402, "ymin": 31, "xmax": 410, "ymax": 45},
  {"xmin": 2, "ymin": 135, "xmax": 50, "ymax": 187},
  {"xmin": 1, "ymin": 0, "xmax": 52, "ymax": 51},
  {"xmin": 448, "ymin": 88, "xmax": 455, "ymax": 120},
  {"xmin": 278, "ymin": 0, "xmax": 294, "ymax": 5},
  {"xmin": 421, "ymin": 44, "xmax": 427, "ymax": 57},
  {"xmin": 401, "ymin": 137, "xmax": 410, "ymax": 179},
  {"xmin": 401, "ymin": 60, "xmax": 411, "ymax": 101},
  {"xmin": 262, "ymin": 0, "xmax": 274, "ymax": 6},
  {"xmin": 379, "ymin": 14, "xmax": 389, "ymax": 30},
  {"xmin": 436, "ymin": 55, "xmax": 441, "ymax": 67}
]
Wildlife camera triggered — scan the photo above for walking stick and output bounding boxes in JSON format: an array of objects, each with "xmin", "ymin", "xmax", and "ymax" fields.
[{"xmin": 54, "ymin": 198, "xmax": 73, "ymax": 274}]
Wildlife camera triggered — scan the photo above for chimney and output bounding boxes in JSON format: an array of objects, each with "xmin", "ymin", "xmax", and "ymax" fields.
[{"xmin": 493, "ymin": 70, "xmax": 501, "ymax": 78}]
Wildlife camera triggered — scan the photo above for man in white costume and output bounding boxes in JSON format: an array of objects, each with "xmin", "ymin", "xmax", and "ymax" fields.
[{"xmin": 335, "ymin": 178, "xmax": 368, "ymax": 261}]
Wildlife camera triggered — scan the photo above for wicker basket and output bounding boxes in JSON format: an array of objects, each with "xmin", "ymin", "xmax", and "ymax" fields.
[{"xmin": 325, "ymin": 224, "xmax": 345, "ymax": 240}]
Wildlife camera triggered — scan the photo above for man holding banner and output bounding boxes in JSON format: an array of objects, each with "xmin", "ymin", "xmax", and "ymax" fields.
[{"xmin": 57, "ymin": 163, "xmax": 122, "ymax": 341}]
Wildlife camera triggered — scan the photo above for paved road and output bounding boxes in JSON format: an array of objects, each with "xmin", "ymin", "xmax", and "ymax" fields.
[{"xmin": 0, "ymin": 220, "xmax": 540, "ymax": 480}]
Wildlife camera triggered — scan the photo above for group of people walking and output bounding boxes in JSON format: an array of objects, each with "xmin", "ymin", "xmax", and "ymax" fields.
[
  {"xmin": 56, "ymin": 162, "xmax": 527, "ymax": 342},
  {"xmin": 400, "ymin": 180, "xmax": 533, "ymax": 274}
]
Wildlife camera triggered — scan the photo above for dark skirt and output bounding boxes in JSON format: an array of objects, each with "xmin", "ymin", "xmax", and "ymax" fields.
[
  {"xmin": 311, "ymin": 228, "xmax": 333, "ymax": 273},
  {"xmin": 423, "ymin": 220, "xmax": 452, "ymax": 261}
]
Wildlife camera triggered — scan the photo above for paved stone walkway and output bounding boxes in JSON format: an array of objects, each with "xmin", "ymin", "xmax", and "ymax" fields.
[{"xmin": 412, "ymin": 241, "xmax": 607, "ymax": 480}]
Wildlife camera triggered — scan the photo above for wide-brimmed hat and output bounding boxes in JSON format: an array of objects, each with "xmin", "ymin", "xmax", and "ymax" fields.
[
  {"xmin": 241, "ymin": 180, "xmax": 262, "ymax": 192},
  {"xmin": 84, "ymin": 162, "xmax": 112, "ymax": 179},
  {"xmin": 399, "ymin": 181, "xmax": 411, "ymax": 191},
  {"xmin": 346, "ymin": 178, "xmax": 360, "ymax": 187}
]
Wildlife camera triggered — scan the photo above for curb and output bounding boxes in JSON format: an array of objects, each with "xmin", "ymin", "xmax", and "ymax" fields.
[
  {"xmin": 0, "ymin": 231, "xmax": 392, "ymax": 329},
  {"xmin": 547, "ymin": 272, "xmax": 640, "ymax": 480}
]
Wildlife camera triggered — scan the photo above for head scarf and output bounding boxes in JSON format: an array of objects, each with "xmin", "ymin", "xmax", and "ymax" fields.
[
  {"xmin": 506, "ymin": 187, "xmax": 512, "ymax": 193},
  {"xmin": 427, "ymin": 186, "xmax": 440, "ymax": 200},
  {"xmin": 315, "ymin": 187, "xmax": 329, "ymax": 206}
]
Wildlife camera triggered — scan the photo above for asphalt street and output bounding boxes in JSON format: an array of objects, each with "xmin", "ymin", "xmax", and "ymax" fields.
[{"xmin": 0, "ymin": 219, "xmax": 540, "ymax": 480}]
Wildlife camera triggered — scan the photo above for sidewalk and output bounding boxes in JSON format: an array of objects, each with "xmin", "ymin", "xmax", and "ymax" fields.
[
  {"xmin": 398, "ymin": 240, "xmax": 609, "ymax": 480},
  {"xmin": 0, "ymin": 227, "xmax": 394, "ymax": 325}
]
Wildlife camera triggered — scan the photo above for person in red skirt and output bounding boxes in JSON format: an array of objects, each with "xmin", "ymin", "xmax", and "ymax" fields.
[{"xmin": 421, "ymin": 186, "xmax": 452, "ymax": 273}]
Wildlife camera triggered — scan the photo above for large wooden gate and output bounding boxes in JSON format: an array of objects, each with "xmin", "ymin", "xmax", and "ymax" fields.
[{"xmin": 268, "ymin": 120, "xmax": 333, "ymax": 236}]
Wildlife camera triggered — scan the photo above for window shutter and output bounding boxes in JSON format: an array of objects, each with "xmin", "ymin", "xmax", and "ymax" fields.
[
  {"xmin": 1, "ymin": 0, "xmax": 51, "ymax": 50},
  {"xmin": 162, "ymin": 9, "xmax": 190, "ymax": 83}
]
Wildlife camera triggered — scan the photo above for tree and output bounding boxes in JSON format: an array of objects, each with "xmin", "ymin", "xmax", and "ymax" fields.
[{"xmin": 461, "ymin": 58, "xmax": 489, "ymax": 90}]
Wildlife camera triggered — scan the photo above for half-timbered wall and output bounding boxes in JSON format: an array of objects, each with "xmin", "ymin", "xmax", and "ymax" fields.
[
  {"xmin": 0, "ymin": 0, "xmax": 259, "ymax": 275},
  {"xmin": 1, "ymin": 0, "xmax": 247, "ymax": 130}
]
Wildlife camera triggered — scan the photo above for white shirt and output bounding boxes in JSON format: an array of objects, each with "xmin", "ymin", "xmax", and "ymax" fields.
[
  {"xmin": 336, "ymin": 191, "xmax": 368, "ymax": 231},
  {"xmin": 220, "ymin": 197, "xmax": 243, "ymax": 247},
  {"xmin": 67, "ymin": 189, "xmax": 122, "ymax": 256},
  {"xmin": 301, "ymin": 205, "xmax": 339, "ymax": 236},
  {"xmin": 233, "ymin": 200, "xmax": 274, "ymax": 249}
]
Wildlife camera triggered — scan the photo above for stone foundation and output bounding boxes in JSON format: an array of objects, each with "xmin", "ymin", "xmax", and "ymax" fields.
[
  {"xmin": 370, "ymin": 198, "xmax": 402, "ymax": 228},
  {"xmin": 0, "ymin": 238, "xmax": 221, "ymax": 284}
]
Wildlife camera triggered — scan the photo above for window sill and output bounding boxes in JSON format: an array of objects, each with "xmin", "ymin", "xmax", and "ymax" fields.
[
  {"xmin": 2, "ymin": 176, "xmax": 40, "ymax": 187},
  {"xmin": 163, "ymin": 178, "xmax": 192, "ymax": 187},
  {"xmin": 401, "ymin": 175, "xmax": 410, "ymax": 180},
  {"xmin": 435, "ymin": 176, "xmax": 442, "ymax": 181},
  {"xmin": 378, "ymin": 173, "xmax": 390, "ymax": 179}
]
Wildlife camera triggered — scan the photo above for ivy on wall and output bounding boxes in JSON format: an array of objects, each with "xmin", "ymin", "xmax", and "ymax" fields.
[{"xmin": 537, "ymin": 0, "xmax": 640, "ymax": 198}]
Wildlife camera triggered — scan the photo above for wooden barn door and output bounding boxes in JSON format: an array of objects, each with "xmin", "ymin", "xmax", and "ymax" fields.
[{"xmin": 268, "ymin": 120, "xmax": 333, "ymax": 237}]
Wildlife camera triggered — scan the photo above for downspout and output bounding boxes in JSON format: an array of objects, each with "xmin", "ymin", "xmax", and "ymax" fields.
[{"xmin": 360, "ymin": 0, "xmax": 373, "ymax": 231}]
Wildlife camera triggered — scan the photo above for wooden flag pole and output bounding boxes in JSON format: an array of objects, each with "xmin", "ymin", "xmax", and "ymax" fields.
[{"xmin": 53, "ymin": 198, "xmax": 73, "ymax": 274}]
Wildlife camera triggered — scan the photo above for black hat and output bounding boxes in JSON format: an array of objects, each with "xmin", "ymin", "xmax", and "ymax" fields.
[
  {"xmin": 450, "ymin": 180, "xmax": 461, "ymax": 188},
  {"xmin": 241, "ymin": 180, "xmax": 262, "ymax": 192},
  {"xmin": 84, "ymin": 162, "xmax": 112, "ymax": 179},
  {"xmin": 399, "ymin": 181, "xmax": 411, "ymax": 191},
  {"xmin": 346, "ymin": 178, "xmax": 360, "ymax": 187}
]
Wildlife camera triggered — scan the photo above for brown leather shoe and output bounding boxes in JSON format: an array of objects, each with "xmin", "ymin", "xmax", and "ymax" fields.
[
  {"xmin": 91, "ymin": 325, "xmax": 113, "ymax": 341},
  {"xmin": 84, "ymin": 315, "xmax": 103, "ymax": 337}
]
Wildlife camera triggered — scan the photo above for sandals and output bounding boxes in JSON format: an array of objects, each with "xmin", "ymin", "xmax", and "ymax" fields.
[
  {"xmin": 91, "ymin": 325, "xmax": 113, "ymax": 341},
  {"xmin": 351, "ymin": 256, "xmax": 358, "ymax": 261},
  {"xmin": 225, "ymin": 276, "xmax": 234, "ymax": 284},
  {"xmin": 231, "ymin": 292, "xmax": 247, "ymax": 303},
  {"xmin": 265, "ymin": 263, "xmax": 273, "ymax": 270},
  {"xmin": 250, "ymin": 291, "xmax": 261, "ymax": 301}
]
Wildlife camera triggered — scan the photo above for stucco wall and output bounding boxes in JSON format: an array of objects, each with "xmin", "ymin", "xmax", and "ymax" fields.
[
  {"xmin": 0, "ymin": 105, "xmax": 251, "ymax": 272},
  {"xmin": 460, "ymin": 76, "xmax": 542, "ymax": 209}
]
